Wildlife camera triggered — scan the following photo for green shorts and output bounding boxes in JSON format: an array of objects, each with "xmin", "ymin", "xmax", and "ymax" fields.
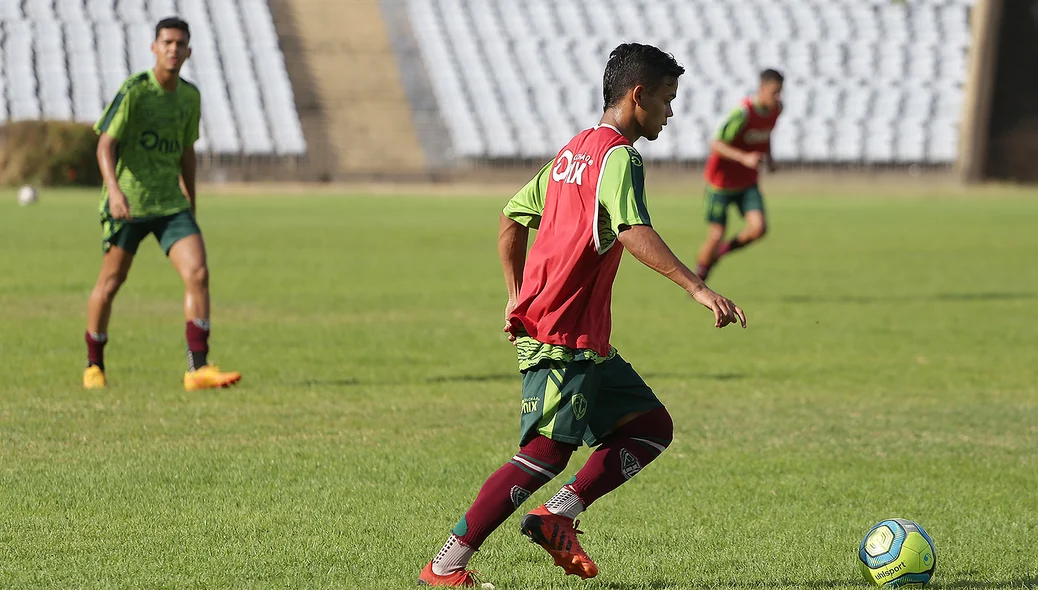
[
  {"xmin": 704, "ymin": 185, "xmax": 765, "ymax": 225},
  {"xmin": 519, "ymin": 354, "xmax": 663, "ymax": 447},
  {"xmin": 101, "ymin": 209, "xmax": 201, "ymax": 255}
]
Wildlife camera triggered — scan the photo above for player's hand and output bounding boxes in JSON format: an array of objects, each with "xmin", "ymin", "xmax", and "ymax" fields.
[
  {"xmin": 109, "ymin": 191, "xmax": 131, "ymax": 220},
  {"xmin": 692, "ymin": 287, "xmax": 747, "ymax": 329},
  {"xmin": 503, "ymin": 298, "xmax": 519, "ymax": 342},
  {"xmin": 742, "ymin": 152, "xmax": 763, "ymax": 170}
]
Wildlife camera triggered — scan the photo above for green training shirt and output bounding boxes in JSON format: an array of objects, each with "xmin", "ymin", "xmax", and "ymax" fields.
[{"xmin": 95, "ymin": 69, "xmax": 201, "ymax": 219}]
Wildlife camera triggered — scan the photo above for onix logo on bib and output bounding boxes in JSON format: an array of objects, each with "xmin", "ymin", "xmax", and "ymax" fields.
[{"xmin": 552, "ymin": 150, "xmax": 592, "ymax": 185}]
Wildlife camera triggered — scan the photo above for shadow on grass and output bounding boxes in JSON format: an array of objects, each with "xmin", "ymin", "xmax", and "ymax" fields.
[
  {"xmin": 933, "ymin": 578, "xmax": 1038, "ymax": 589},
  {"xmin": 778, "ymin": 292, "xmax": 1037, "ymax": 305},
  {"xmin": 426, "ymin": 373, "xmax": 518, "ymax": 384},
  {"xmin": 297, "ymin": 378, "xmax": 361, "ymax": 387},
  {"xmin": 595, "ymin": 577, "xmax": 1038, "ymax": 589},
  {"xmin": 597, "ymin": 580, "xmax": 852, "ymax": 589},
  {"xmin": 643, "ymin": 372, "xmax": 748, "ymax": 381}
]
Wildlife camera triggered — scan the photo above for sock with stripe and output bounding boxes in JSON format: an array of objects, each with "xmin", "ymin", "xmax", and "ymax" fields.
[
  {"xmin": 431, "ymin": 435, "xmax": 575, "ymax": 574},
  {"xmin": 568, "ymin": 406, "xmax": 673, "ymax": 509}
]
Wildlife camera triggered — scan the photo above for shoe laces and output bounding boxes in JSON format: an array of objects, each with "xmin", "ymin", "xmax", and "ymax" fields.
[
  {"xmin": 458, "ymin": 569, "xmax": 483, "ymax": 585},
  {"xmin": 572, "ymin": 519, "xmax": 584, "ymax": 535}
]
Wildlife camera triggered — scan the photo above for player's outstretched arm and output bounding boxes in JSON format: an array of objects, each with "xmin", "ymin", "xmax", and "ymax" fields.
[
  {"xmin": 710, "ymin": 139, "xmax": 761, "ymax": 170},
  {"xmin": 97, "ymin": 133, "xmax": 130, "ymax": 220},
  {"xmin": 499, "ymin": 213, "xmax": 530, "ymax": 340},
  {"xmin": 618, "ymin": 224, "xmax": 746, "ymax": 329}
]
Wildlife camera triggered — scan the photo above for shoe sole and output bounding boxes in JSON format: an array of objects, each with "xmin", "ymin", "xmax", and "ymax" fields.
[{"xmin": 519, "ymin": 513, "xmax": 598, "ymax": 579}]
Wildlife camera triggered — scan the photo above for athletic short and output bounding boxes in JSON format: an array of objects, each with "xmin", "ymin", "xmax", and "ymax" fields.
[
  {"xmin": 519, "ymin": 354, "xmax": 663, "ymax": 447},
  {"xmin": 101, "ymin": 209, "xmax": 200, "ymax": 255},
  {"xmin": 704, "ymin": 184, "xmax": 765, "ymax": 225}
]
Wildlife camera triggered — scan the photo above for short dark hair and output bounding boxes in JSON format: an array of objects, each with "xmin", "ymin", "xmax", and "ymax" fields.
[
  {"xmin": 602, "ymin": 43, "xmax": 685, "ymax": 110},
  {"xmin": 760, "ymin": 69, "xmax": 784, "ymax": 84},
  {"xmin": 155, "ymin": 17, "xmax": 190, "ymax": 40}
]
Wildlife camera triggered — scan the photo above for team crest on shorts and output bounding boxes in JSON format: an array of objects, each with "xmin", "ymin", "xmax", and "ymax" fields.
[
  {"xmin": 510, "ymin": 485, "xmax": 532, "ymax": 508},
  {"xmin": 571, "ymin": 393, "xmax": 588, "ymax": 420},
  {"xmin": 620, "ymin": 448, "xmax": 642, "ymax": 479}
]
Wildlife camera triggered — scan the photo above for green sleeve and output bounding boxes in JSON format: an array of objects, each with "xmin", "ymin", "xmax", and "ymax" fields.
[
  {"xmin": 503, "ymin": 160, "xmax": 552, "ymax": 229},
  {"xmin": 95, "ymin": 85, "xmax": 133, "ymax": 140},
  {"xmin": 714, "ymin": 106, "xmax": 750, "ymax": 144},
  {"xmin": 185, "ymin": 91, "xmax": 201, "ymax": 147},
  {"xmin": 598, "ymin": 146, "xmax": 650, "ymax": 239}
]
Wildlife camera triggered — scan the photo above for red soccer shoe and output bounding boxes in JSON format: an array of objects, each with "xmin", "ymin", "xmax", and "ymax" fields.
[
  {"xmin": 519, "ymin": 505, "xmax": 599, "ymax": 579},
  {"xmin": 417, "ymin": 561, "xmax": 489, "ymax": 588}
]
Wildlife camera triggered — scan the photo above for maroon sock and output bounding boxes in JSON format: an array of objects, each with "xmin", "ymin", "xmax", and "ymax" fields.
[
  {"xmin": 453, "ymin": 435, "xmax": 575, "ymax": 549},
  {"xmin": 719, "ymin": 236, "xmax": 751, "ymax": 258},
  {"xmin": 570, "ymin": 407, "xmax": 673, "ymax": 507},
  {"xmin": 185, "ymin": 319, "xmax": 210, "ymax": 371},
  {"xmin": 85, "ymin": 332, "xmax": 107, "ymax": 370}
]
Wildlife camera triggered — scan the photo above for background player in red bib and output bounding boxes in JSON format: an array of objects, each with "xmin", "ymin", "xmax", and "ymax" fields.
[
  {"xmin": 695, "ymin": 69, "xmax": 784, "ymax": 281},
  {"xmin": 418, "ymin": 43, "xmax": 747, "ymax": 588}
]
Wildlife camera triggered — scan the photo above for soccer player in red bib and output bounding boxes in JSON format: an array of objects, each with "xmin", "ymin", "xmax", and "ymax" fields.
[
  {"xmin": 695, "ymin": 69, "xmax": 784, "ymax": 281},
  {"xmin": 418, "ymin": 43, "xmax": 747, "ymax": 588}
]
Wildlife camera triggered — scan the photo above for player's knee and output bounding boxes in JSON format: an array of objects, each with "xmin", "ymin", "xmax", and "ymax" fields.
[
  {"xmin": 708, "ymin": 225, "xmax": 726, "ymax": 242},
  {"xmin": 625, "ymin": 407, "xmax": 674, "ymax": 449},
  {"xmin": 185, "ymin": 264, "xmax": 209, "ymax": 289},
  {"xmin": 97, "ymin": 271, "xmax": 128, "ymax": 299},
  {"xmin": 748, "ymin": 221, "xmax": 767, "ymax": 241},
  {"xmin": 651, "ymin": 408, "xmax": 674, "ymax": 448},
  {"xmin": 520, "ymin": 435, "xmax": 577, "ymax": 470}
]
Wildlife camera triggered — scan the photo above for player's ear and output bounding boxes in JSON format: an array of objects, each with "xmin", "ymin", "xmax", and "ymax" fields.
[
  {"xmin": 151, "ymin": 40, "xmax": 158, "ymax": 57},
  {"xmin": 185, "ymin": 46, "xmax": 192, "ymax": 59},
  {"xmin": 631, "ymin": 84, "xmax": 645, "ymax": 108}
]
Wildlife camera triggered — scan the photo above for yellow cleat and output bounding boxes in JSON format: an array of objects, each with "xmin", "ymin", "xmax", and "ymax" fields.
[
  {"xmin": 84, "ymin": 365, "xmax": 106, "ymax": 389},
  {"xmin": 184, "ymin": 364, "xmax": 242, "ymax": 391}
]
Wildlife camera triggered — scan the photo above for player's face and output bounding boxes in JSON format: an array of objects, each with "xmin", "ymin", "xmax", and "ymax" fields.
[
  {"xmin": 152, "ymin": 28, "xmax": 192, "ymax": 73},
  {"xmin": 759, "ymin": 80, "xmax": 783, "ymax": 111},
  {"xmin": 635, "ymin": 77, "xmax": 678, "ymax": 141}
]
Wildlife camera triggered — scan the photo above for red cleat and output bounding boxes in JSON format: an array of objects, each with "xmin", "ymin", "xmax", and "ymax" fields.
[
  {"xmin": 519, "ymin": 505, "xmax": 599, "ymax": 579},
  {"xmin": 417, "ymin": 561, "xmax": 490, "ymax": 588}
]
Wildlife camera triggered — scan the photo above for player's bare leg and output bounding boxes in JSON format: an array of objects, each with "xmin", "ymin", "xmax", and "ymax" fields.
[
  {"xmin": 169, "ymin": 234, "xmax": 240, "ymax": 390},
  {"xmin": 695, "ymin": 222, "xmax": 726, "ymax": 281},
  {"xmin": 715, "ymin": 209, "xmax": 767, "ymax": 262},
  {"xmin": 84, "ymin": 246, "xmax": 135, "ymax": 388}
]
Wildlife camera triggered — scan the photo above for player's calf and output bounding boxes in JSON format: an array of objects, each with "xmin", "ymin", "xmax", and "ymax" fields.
[{"xmin": 520, "ymin": 407, "xmax": 673, "ymax": 579}]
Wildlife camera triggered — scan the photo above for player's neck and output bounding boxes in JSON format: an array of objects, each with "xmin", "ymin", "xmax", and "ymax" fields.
[
  {"xmin": 598, "ymin": 111, "xmax": 640, "ymax": 144},
  {"xmin": 153, "ymin": 67, "xmax": 179, "ymax": 92}
]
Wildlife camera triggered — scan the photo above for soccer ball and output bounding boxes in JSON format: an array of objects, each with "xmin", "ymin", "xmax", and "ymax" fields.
[
  {"xmin": 859, "ymin": 518, "xmax": 936, "ymax": 588},
  {"xmin": 17, "ymin": 185, "xmax": 38, "ymax": 206}
]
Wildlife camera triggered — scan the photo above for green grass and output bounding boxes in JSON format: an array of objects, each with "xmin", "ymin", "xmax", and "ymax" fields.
[{"xmin": 1, "ymin": 186, "xmax": 1037, "ymax": 589}]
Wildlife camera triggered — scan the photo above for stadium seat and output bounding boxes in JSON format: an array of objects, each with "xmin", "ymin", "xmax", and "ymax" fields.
[
  {"xmin": 0, "ymin": 0, "xmax": 306, "ymax": 157},
  {"xmin": 406, "ymin": 0, "xmax": 976, "ymax": 163}
]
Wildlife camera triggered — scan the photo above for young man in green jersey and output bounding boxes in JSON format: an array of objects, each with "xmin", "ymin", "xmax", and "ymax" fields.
[{"xmin": 84, "ymin": 18, "xmax": 240, "ymax": 391}]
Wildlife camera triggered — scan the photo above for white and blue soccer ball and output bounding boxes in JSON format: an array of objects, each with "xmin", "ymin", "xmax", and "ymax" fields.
[
  {"xmin": 859, "ymin": 518, "xmax": 937, "ymax": 588},
  {"xmin": 17, "ymin": 185, "xmax": 38, "ymax": 206}
]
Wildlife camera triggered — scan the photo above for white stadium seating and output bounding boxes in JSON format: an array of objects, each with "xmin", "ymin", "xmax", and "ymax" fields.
[
  {"xmin": 408, "ymin": 0, "xmax": 975, "ymax": 163},
  {"xmin": 0, "ymin": 0, "xmax": 306, "ymax": 156}
]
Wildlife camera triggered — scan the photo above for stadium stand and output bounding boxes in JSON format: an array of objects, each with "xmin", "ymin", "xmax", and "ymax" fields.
[
  {"xmin": 406, "ymin": 0, "xmax": 975, "ymax": 164},
  {"xmin": 0, "ymin": 0, "xmax": 306, "ymax": 157}
]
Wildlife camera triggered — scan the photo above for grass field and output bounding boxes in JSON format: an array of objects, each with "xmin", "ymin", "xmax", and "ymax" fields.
[{"xmin": 1, "ymin": 183, "xmax": 1037, "ymax": 589}]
